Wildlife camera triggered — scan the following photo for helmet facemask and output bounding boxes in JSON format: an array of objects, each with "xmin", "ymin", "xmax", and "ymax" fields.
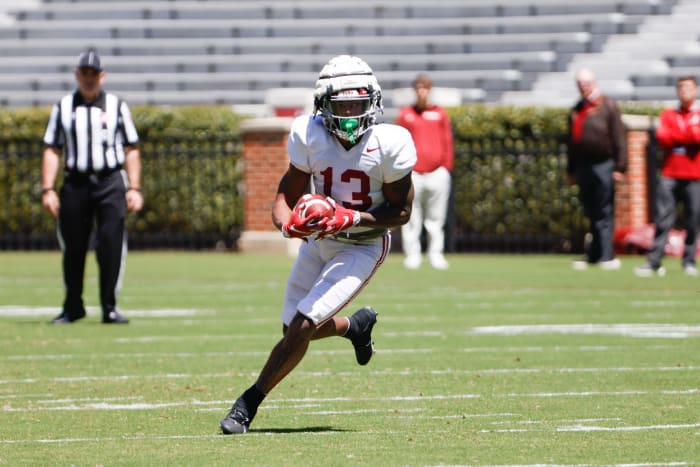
[{"xmin": 314, "ymin": 55, "xmax": 383, "ymax": 144}]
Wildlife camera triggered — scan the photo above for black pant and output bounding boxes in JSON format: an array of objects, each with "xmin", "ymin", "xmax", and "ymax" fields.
[
  {"xmin": 647, "ymin": 176, "xmax": 700, "ymax": 268},
  {"xmin": 576, "ymin": 159, "xmax": 616, "ymax": 263},
  {"xmin": 58, "ymin": 171, "xmax": 127, "ymax": 319}
]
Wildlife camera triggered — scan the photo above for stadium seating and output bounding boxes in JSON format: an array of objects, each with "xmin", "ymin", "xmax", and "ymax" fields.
[
  {"xmin": 0, "ymin": 0, "xmax": 692, "ymax": 112},
  {"xmin": 503, "ymin": 0, "xmax": 699, "ymax": 107}
]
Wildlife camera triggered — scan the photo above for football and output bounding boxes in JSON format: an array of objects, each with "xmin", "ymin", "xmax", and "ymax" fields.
[{"xmin": 294, "ymin": 194, "xmax": 334, "ymax": 226}]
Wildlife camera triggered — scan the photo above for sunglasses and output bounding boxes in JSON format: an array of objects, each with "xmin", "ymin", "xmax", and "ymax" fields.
[{"xmin": 78, "ymin": 68, "xmax": 101, "ymax": 77}]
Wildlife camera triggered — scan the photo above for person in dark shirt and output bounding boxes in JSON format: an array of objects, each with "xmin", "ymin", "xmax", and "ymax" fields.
[{"xmin": 566, "ymin": 68, "xmax": 627, "ymax": 271}]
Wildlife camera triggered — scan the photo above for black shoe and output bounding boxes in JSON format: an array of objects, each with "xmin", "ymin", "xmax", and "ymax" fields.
[
  {"xmin": 51, "ymin": 310, "xmax": 86, "ymax": 325},
  {"xmin": 103, "ymin": 310, "xmax": 129, "ymax": 324},
  {"xmin": 220, "ymin": 405, "xmax": 252, "ymax": 435},
  {"xmin": 349, "ymin": 306, "xmax": 378, "ymax": 366}
]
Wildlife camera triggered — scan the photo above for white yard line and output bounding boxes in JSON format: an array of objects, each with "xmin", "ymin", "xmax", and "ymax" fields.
[
  {"xmin": 306, "ymin": 407, "xmax": 427, "ymax": 415},
  {"xmin": 469, "ymin": 324, "xmax": 700, "ymax": 339},
  {"xmin": 555, "ymin": 423, "xmax": 700, "ymax": 432},
  {"xmin": 480, "ymin": 423, "xmax": 700, "ymax": 434},
  {"xmin": 491, "ymin": 418, "xmax": 623, "ymax": 426},
  {"xmin": 0, "ymin": 434, "xmax": 221, "ymax": 444},
  {"xmin": 35, "ymin": 396, "xmax": 143, "ymax": 404},
  {"xmin": 2, "ymin": 348, "xmax": 433, "ymax": 361},
  {"xmin": 459, "ymin": 345, "xmax": 674, "ymax": 353},
  {"xmin": 2, "ymin": 365, "xmax": 700, "ymax": 385},
  {"xmin": 473, "ymin": 463, "xmax": 694, "ymax": 467},
  {"xmin": 0, "ymin": 306, "xmax": 213, "ymax": 317},
  {"xmin": 0, "ymin": 431, "xmax": 698, "ymax": 453},
  {"xmin": 3, "ymin": 388, "xmax": 698, "ymax": 413},
  {"xmin": 1, "ymin": 343, "xmax": 678, "ymax": 361},
  {"xmin": 0, "ymin": 393, "xmax": 54, "ymax": 399},
  {"xmin": 0, "ymin": 346, "xmax": 690, "ymax": 362}
]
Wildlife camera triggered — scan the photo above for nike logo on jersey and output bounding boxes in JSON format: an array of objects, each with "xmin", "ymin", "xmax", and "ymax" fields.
[{"xmin": 366, "ymin": 147, "xmax": 379, "ymax": 153}]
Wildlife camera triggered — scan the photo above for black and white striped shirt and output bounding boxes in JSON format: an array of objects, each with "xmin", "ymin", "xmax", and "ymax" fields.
[{"xmin": 43, "ymin": 90, "xmax": 139, "ymax": 173}]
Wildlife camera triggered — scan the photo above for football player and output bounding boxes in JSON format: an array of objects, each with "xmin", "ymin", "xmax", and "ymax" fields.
[{"xmin": 220, "ymin": 55, "xmax": 417, "ymax": 434}]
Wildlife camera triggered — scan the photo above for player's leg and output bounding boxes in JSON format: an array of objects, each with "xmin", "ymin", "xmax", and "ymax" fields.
[
  {"xmin": 277, "ymin": 237, "xmax": 385, "ymax": 360},
  {"xmin": 303, "ymin": 307, "xmax": 377, "ymax": 365},
  {"xmin": 221, "ymin": 237, "xmax": 389, "ymax": 434},
  {"xmin": 221, "ymin": 241, "xmax": 325, "ymax": 434},
  {"xmin": 220, "ymin": 311, "xmax": 317, "ymax": 435},
  {"xmin": 308, "ymin": 315, "xmax": 349, "ymax": 339},
  {"xmin": 94, "ymin": 173, "xmax": 128, "ymax": 323},
  {"xmin": 54, "ymin": 178, "xmax": 91, "ymax": 323},
  {"xmin": 296, "ymin": 237, "xmax": 388, "ymax": 365},
  {"xmin": 258, "ymin": 312, "xmax": 317, "ymax": 392}
]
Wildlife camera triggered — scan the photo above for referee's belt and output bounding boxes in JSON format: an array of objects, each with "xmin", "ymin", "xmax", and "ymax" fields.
[
  {"xmin": 66, "ymin": 168, "xmax": 121, "ymax": 181},
  {"xmin": 331, "ymin": 228, "xmax": 387, "ymax": 244}
]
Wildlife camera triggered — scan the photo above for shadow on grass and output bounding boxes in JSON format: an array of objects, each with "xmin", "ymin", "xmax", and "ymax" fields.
[
  {"xmin": 250, "ymin": 426, "xmax": 352, "ymax": 434},
  {"xmin": 22, "ymin": 319, "xmax": 124, "ymax": 326}
]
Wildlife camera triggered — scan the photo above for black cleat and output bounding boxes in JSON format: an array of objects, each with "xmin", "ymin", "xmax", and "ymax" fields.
[
  {"xmin": 349, "ymin": 306, "xmax": 378, "ymax": 366},
  {"xmin": 220, "ymin": 406, "xmax": 251, "ymax": 435},
  {"xmin": 51, "ymin": 310, "xmax": 86, "ymax": 325},
  {"xmin": 103, "ymin": 310, "xmax": 129, "ymax": 324}
]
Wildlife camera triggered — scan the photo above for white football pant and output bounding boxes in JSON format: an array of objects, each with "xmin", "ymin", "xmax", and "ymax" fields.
[{"xmin": 282, "ymin": 234, "xmax": 390, "ymax": 326}]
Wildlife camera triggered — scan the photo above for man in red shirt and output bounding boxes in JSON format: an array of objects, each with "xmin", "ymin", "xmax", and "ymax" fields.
[
  {"xmin": 635, "ymin": 75, "xmax": 700, "ymax": 277},
  {"xmin": 395, "ymin": 74, "xmax": 454, "ymax": 270}
]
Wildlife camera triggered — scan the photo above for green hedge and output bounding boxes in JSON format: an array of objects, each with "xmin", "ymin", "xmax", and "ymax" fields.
[
  {"xmin": 0, "ymin": 103, "xmax": 660, "ymax": 251},
  {"xmin": 447, "ymin": 103, "xmax": 661, "ymax": 252},
  {"xmin": 0, "ymin": 106, "xmax": 245, "ymax": 249},
  {"xmin": 448, "ymin": 105, "xmax": 579, "ymax": 250}
]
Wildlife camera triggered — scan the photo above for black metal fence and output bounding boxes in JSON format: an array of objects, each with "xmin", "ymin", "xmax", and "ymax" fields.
[
  {"xmin": 449, "ymin": 135, "xmax": 587, "ymax": 253},
  {"xmin": 2, "ymin": 133, "xmax": 588, "ymax": 252},
  {"xmin": 0, "ymin": 137, "xmax": 243, "ymax": 250}
]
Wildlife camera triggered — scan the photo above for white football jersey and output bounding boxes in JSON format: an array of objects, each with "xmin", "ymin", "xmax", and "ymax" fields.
[{"xmin": 287, "ymin": 115, "xmax": 416, "ymax": 235}]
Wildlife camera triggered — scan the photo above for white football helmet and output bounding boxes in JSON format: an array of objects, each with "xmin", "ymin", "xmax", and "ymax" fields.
[{"xmin": 313, "ymin": 55, "xmax": 383, "ymax": 144}]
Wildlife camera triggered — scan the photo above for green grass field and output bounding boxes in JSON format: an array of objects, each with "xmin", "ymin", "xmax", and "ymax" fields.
[{"xmin": 1, "ymin": 251, "xmax": 699, "ymax": 466}]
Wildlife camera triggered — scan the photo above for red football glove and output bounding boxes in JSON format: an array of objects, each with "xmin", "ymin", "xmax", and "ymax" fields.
[
  {"xmin": 282, "ymin": 210, "xmax": 319, "ymax": 239},
  {"xmin": 318, "ymin": 197, "xmax": 361, "ymax": 239}
]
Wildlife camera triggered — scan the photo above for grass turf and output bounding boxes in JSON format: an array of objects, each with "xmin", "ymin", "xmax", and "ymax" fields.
[{"xmin": 0, "ymin": 251, "xmax": 699, "ymax": 466}]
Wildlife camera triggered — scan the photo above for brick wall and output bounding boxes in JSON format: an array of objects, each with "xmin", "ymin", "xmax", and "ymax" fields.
[
  {"xmin": 616, "ymin": 115, "xmax": 655, "ymax": 229},
  {"xmin": 238, "ymin": 115, "xmax": 655, "ymax": 252},
  {"xmin": 241, "ymin": 118, "xmax": 293, "ymax": 232},
  {"xmin": 238, "ymin": 118, "xmax": 297, "ymax": 253}
]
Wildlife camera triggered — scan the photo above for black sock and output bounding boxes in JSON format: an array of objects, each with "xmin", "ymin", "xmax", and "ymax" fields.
[
  {"xmin": 238, "ymin": 383, "xmax": 267, "ymax": 415},
  {"xmin": 343, "ymin": 315, "xmax": 359, "ymax": 341}
]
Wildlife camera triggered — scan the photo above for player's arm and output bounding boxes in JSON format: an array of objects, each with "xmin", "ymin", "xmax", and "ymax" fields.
[
  {"xmin": 317, "ymin": 173, "xmax": 413, "ymax": 239},
  {"xmin": 271, "ymin": 163, "xmax": 312, "ymax": 231},
  {"xmin": 358, "ymin": 172, "xmax": 414, "ymax": 228}
]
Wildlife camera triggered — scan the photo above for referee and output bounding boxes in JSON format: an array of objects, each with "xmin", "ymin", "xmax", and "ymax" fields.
[{"xmin": 41, "ymin": 48, "xmax": 143, "ymax": 325}]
